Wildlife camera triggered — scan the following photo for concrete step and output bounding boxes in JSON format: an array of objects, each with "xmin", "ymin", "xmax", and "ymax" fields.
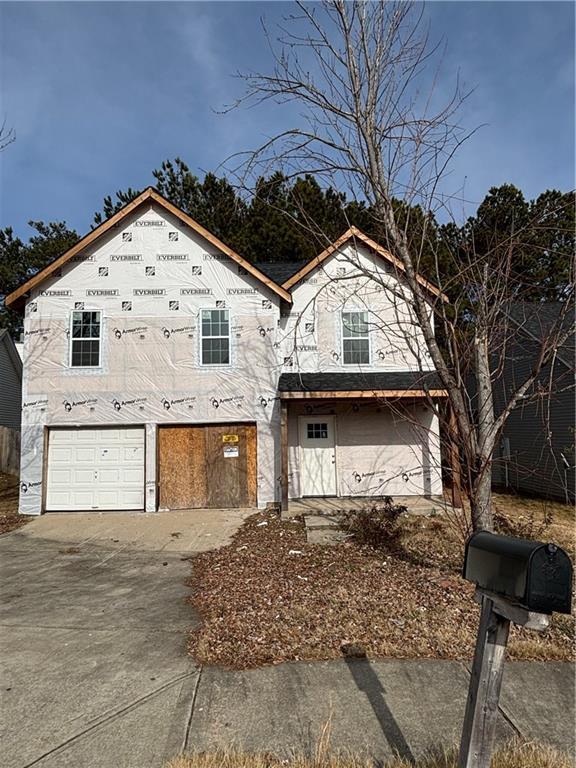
[
  {"xmin": 306, "ymin": 528, "xmax": 349, "ymax": 545},
  {"xmin": 304, "ymin": 514, "xmax": 342, "ymax": 531},
  {"xmin": 304, "ymin": 513, "xmax": 348, "ymax": 545}
]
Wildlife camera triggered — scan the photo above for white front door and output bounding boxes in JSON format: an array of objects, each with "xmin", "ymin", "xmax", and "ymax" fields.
[
  {"xmin": 299, "ymin": 416, "xmax": 336, "ymax": 496},
  {"xmin": 46, "ymin": 427, "xmax": 145, "ymax": 511}
]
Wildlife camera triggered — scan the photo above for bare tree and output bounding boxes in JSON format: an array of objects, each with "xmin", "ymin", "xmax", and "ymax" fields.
[
  {"xmin": 0, "ymin": 118, "xmax": 15, "ymax": 151},
  {"xmin": 227, "ymin": 0, "xmax": 574, "ymax": 531}
]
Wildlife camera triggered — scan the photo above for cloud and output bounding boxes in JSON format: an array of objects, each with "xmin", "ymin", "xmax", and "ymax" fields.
[{"xmin": 0, "ymin": 1, "xmax": 573, "ymax": 237}]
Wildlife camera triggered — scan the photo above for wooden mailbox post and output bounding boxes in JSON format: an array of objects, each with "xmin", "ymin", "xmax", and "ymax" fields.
[{"xmin": 459, "ymin": 532, "xmax": 572, "ymax": 768}]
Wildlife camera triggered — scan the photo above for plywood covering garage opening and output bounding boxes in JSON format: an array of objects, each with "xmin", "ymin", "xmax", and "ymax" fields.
[{"xmin": 158, "ymin": 424, "xmax": 257, "ymax": 509}]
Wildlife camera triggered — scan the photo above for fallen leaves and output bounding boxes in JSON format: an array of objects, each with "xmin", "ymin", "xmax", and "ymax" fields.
[
  {"xmin": 186, "ymin": 509, "xmax": 574, "ymax": 670},
  {"xmin": 0, "ymin": 472, "xmax": 30, "ymax": 536}
]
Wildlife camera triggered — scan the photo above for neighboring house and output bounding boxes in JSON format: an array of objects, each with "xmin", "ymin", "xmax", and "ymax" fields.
[
  {"xmin": 0, "ymin": 329, "xmax": 23, "ymax": 430},
  {"xmin": 5, "ymin": 187, "xmax": 447, "ymax": 515},
  {"xmin": 492, "ymin": 302, "xmax": 575, "ymax": 503},
  {"xmin": 0, "ymin": 329, "xmax": 23, "ymax": 476}
]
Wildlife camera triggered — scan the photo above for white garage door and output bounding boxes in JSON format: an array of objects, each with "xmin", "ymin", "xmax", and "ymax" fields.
[{"xmin": 46, "ymin": 427, "xmax": 145, "ymax": 511}]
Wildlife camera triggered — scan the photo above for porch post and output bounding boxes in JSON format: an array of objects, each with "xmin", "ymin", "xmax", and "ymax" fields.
[
  {"xmin": 449, "ymin": 407, "xmax": 463, "ymax": 508},
  {"xmin": 280, "ymin": 398, "xmax": 289, "ymax": 513}
]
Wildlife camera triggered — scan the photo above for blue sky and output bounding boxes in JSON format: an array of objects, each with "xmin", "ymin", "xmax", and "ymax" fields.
[{"xmin": 0, "ymin": 1, "xmax": 574, "ymax": 240}]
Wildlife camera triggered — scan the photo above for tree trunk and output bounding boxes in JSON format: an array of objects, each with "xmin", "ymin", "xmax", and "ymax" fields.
[
  {"xmin": 471, "ymin": 460, "xmax": 494, "ymax": 532},
  {"xmin": 473, "ymin": 324, "xmax": 496, "ymax": 532}
]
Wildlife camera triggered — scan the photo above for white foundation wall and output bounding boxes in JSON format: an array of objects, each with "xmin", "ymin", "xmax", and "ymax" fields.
[
  {"xmin": 288, "ymin": 401, "xmax": 442, "ymax": 499},
  {"xmin": 19, "ymin": 202, "xmax": 283, "ymax": 514},
  {"xmin": 279, "ymin": 243, "xmax": 435, "ymax": 373}
]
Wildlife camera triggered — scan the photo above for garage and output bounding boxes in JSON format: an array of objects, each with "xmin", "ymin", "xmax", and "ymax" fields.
[
  {"xmin": 46, "ymin": 427, "xmax": 145, "ymax": 511},
  {"xmin": 158, "ymin": 424, "xmax": 257, "ymax": 509}
]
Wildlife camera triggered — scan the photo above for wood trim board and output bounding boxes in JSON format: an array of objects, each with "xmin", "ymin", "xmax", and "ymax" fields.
[
  {"xmin": 279, "ymin": 389, "xmax": 448, "ymax": 400},
  {"xmin": 280, "ymin": 400, "xmax": 289, "ymax": 512}
]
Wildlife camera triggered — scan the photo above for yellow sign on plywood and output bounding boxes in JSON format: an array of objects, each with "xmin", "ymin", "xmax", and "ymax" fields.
[{"xmin": 223, "ymin": 434, "xmax": 239, "ymax": 443}]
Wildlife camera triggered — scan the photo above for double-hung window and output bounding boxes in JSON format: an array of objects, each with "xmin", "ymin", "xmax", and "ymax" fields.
[
  {"xmin": 201, "ymin": 308, "xmax": 230, "ymax": 365},
  {"xmin": 342, "ymin": 311, "xmax": 370, "ymax": 365},
  {"xmin": 70, "ymin": 310, "xmax": 101, "ymax": 367}
]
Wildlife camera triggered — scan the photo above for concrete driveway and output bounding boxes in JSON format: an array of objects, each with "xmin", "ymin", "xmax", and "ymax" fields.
[
  {"xmin": 0, "ymin": 510, "xmax": 251, "ymax": 768},
  {"xmin": 14, "ymin": 507, "xmax": 254, "ymax": 553}
]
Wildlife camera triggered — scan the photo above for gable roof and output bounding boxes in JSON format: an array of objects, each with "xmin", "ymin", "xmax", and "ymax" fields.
[
  {"xmin": 281, "ymin": 226, "xmax": 448, "ymax": 301},
  {"xmin": 5, "ymin": 187, "xmax": 292, "ymax": 310}
]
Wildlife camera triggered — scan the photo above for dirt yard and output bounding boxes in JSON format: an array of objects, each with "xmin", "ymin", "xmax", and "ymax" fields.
[
  {"xmin": 187, "ymin": 494, "xmax": 574, "ymax": 669},
  {"xmin": 0, "ymin": 471, "xmax": 29, "ymax": 535}
]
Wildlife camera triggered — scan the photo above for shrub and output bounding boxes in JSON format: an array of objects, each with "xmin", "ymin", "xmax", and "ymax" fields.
[
  {"xmin": 494, "ymin": 503, "xmax": 553, "ymax": 541},
  {"xmin": 341, "ymin": 497, "xmax": 407, "ymax": 550}
]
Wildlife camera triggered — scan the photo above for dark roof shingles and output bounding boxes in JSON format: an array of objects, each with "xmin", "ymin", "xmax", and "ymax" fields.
[
  {"xmin": 253, "ymin": 261, "xmax": 308, "ymax": 285},
  {"xmin": 278, "ymin": 371, "xmax": 442, "ymax": 392}
]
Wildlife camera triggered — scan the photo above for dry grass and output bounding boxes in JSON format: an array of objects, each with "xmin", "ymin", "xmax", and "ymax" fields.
[
  {"xmin": 492, "ymin": 493, "xmax": 574, "ymax": 554},
  {"xmin": 0, "ymin": 471, "xmax": 29, "ymax": 535},
  {"xmin": 166, "ymin": 739, "xmax": 572, "ymax": 768},
  {"xmin": 398, "ymin": 493, "xmax": 575, "ymax": 661},
  {"xmin": 187, "ymin": 495, "xmax": 574, "ymax": 668}
]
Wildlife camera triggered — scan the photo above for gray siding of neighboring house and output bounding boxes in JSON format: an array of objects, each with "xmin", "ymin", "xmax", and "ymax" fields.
[
  {"xmin": 492, "ymin": 335, "xmax": 575, "ymax": 503},
  {"xmin": 0, "ymin": 333, "xmax": 23, "ymax": 430}
]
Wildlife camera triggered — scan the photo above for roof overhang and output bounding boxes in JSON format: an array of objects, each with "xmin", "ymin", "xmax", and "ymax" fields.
[
  {"xmin": 5, "ymin": 187, "xmax": 292, "ymax": 310},
  {"xmin": 278, "ymin": 371, "xmax": 446, "ymax": 400}
]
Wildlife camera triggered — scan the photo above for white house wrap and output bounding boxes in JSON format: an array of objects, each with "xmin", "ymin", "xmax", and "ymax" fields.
[{"xmin": 10, "ymin": 189, "xmax": 445, "ymax": 515}]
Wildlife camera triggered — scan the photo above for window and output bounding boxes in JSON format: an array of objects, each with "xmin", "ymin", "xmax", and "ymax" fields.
[
  {"xmin": 70, "ymin": 310, "xmax": 101, "ymax": 367},
  {"xmin": 342, "ymin": 311, "xmax": 370, "ymax": 365},
  {"xmin": 307, "ymin": 422, "xmax": 329, "ymax": 439},
  {"xmin": 201, "ymin": 309, "xmax": 230, "ymax": 365}
]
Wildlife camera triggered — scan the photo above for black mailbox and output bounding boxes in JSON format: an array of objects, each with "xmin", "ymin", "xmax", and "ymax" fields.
[{"xmin": 463, "ymin": 531, "xmax": 572, "ymax": 614}]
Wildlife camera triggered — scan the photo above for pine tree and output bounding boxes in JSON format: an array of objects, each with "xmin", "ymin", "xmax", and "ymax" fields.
[{"xmin": 0, "ymin": 221, "xmax": 79, "ymax": 336}]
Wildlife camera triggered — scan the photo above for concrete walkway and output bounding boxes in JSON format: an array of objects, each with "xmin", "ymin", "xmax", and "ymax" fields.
[
  {"xmin": 185, "ymin": 658, "xmax": 575, "ymax": 761},
  {"xmin": 1, "ymin": 519, "xmax": 574, "ymax": 767}
]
